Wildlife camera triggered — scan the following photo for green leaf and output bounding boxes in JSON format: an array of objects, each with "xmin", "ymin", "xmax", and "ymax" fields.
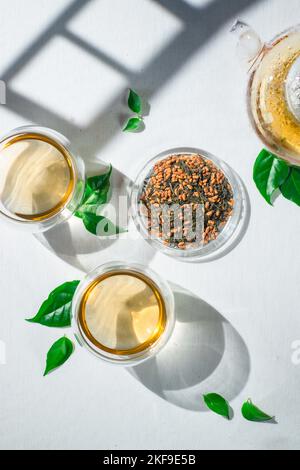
[
  {"xmin": 76, "ymin": 186, "xmax": 110, "ymax": 217},
  {"xmin": 128, "ymin": 89, "xmax": 142, "ymax": 114},
  {"xmin": 26, "ymin": 281, "xmax": 80, "ymax": 327},
  {"xmin": 87, "ymin": 164, "xmax": 112, "ymax": 192},
  {"xmin": 73, "ymin": 165, "xmax": 126, "ymax": 237},
  {"xmin": 241, "ymin": 399, "xmax": 274, "ymax": 422},
  {"xmin": 82, "ymin": 212, "xmax": 127, "ymax": 236},
  {"xmin": 43, "ymin": 336, "xmax": 74, "ymax": 376},
  {"xmin": 75, "ymin": 166, "xmax": 112, "ymax": 218},
  {"xmin": 73, "ymin": 165, "xmax": 127, "ymax": 238},
  {"xmin": 203, "ymin": 393, "xmax": 230, "ymax": 419},
  {"xmin": 123, "ymin": 117, "xmax": 143, "ymax": 132},
  {"xmin": 253, "ymin": 149, "xmax": 290, "ymax": 205},
  {"xmin": 281, "ymin": 166, "xmax": 300, "ymax": 206}
]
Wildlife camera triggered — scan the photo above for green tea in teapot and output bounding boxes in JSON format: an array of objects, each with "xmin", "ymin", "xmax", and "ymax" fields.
[
  {"xmin": 232, "ymin": 21, "xmax": 300, "ymax": 165},
  {"xmin": 250, "ymin": 29, "xmax": 300, "ymax": 164}
]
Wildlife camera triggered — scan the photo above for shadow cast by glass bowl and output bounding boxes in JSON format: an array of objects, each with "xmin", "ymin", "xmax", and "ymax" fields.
[
  {"xmin": 35, "ymin": 167, "xmax": 156, "ymax": 272},
  {"xmin": 128, "ymin": 283, "xmax": 250, "ymax": 411}
]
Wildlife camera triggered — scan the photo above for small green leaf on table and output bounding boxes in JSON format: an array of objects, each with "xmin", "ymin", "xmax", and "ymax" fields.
[
  {"xmin": 123, "ymin": 117, "xmax": 143, "ymax": 132},
  {"xmin": 75, "ymin": 165, "xmax": 112, "ymax": 218},
  {"xmin": 128, "ymin": 89, "xmax": 142, "ymax": 114},
  {"xmin": 241, "ymin": 399, "xmax": 274, "ymax": 422},
  {"xmin": 253, "ymin": 149, "xmax": 290, "ymax": 205},
  {"xmin": 26, "ymin": 281, "xmax": 80, "ymax": 327},
  {"xmin": 43, "ymin": 336, "xmax": 74, "ymax": 376},
  {"xmin": 87, "ymin": 164, "xmax": 112, "ymax": 192},
  {"xmin": 203, "ymin": 393, "xmax": 231, "ymax": 419},
  {"xmin": 281, "ymin": 166, "xmax": 300, "ymax": 206}
]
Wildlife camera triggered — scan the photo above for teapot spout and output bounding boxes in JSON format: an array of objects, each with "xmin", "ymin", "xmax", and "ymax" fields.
[{"xmin": 230, "ymin": 20, "xmax": 264, "ymax": 70}]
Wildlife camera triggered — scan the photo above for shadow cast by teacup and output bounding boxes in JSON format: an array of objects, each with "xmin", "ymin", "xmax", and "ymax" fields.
[
  {"xmin": 35, "ymin": 166, "xmax": 156, "ymax": 272},
  {"xmin": 129, "ymin": 283, "xmax": 250, "ymax": 412}
]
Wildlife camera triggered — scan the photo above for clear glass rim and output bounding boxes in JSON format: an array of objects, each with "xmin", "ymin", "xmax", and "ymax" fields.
[
  {"xmin": 72, "ymin": 261, "xmax": 175, "ymax": 366},
  {"xmin": 268, "ymin": 23, "xmax": 300, "ymax": 48},
  {"xmin": 0, "ymin": 125, "xmax": 85, "ymax": 231},
  {"xmin": 130, "ymin": 147, "xmax": 244, "ymax": 262}
]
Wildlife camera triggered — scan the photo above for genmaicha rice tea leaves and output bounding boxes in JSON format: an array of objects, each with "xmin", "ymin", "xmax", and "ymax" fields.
[{"xmin": 139, "ymin": 154, "xmax": 234, "ymax": 250}]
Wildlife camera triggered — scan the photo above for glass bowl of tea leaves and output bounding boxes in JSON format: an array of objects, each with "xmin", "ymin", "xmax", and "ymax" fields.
[{"xmin": 131, "ymin": 147, "xmax": 245, "ymax": 262}]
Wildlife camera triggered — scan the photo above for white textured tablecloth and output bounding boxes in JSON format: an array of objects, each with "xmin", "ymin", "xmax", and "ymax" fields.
[{"xmin": 0, "ymin": 0, "xmax": 299, "ymax": 450}]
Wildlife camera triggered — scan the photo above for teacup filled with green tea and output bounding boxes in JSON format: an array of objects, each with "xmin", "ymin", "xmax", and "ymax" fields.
[
  {"xmin": 72, "ymin": 262, "xmax": 175, "ymax": 365},
  {"xmin": 0, "ymin": 126, "xmax": 85, "ymax": 231}
]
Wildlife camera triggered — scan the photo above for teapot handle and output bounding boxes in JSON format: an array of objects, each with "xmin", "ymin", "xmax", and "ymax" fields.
[{"xmin": 230, "ymin": 20, "xmax": 264, "ymax": 70}]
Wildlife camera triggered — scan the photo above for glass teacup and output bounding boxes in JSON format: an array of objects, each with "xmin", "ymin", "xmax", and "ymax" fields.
[
  {"xmin": 72, "ymin": 261, "xmax": 175, "ymax": 366},
  {"xmin": 0, "ymin": 125, "xmax": 85, "ymax": 232}
]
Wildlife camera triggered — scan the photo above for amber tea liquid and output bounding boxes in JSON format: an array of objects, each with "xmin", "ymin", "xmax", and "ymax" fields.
[
  {"xmin": 78, "ymin": 270, "xmax": 167, "ymax": 355},
  {"xmin": 250, "ymin": 30, "xmax": 300, "ymax": 161},
  {"xmin": 0, "ymin": 133, "xmax": 75, "ymax": 221}
]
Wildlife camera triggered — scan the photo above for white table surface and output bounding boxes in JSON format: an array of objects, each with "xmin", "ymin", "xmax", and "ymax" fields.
[{"xmin": 1, "ymin": 0, "xmax": 300, "ymax": 451}]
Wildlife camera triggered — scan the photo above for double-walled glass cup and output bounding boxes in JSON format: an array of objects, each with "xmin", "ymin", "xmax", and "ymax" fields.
[
  {"xmin": 131, "ymin": 147, "xmax": 245, "ymax": 262},
  {"xmin": 72, "ymin": 261, "xmax": 175, "ymax": 366},
  {"xmin": 0, "ymin": 125, "xmax": 85, "ymax": 232}
]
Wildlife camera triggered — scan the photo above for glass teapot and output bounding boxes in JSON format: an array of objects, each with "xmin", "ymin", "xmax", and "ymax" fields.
[{"xmin": 232, "ymin": 21, "xmax": 300, "ymax": 166}]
